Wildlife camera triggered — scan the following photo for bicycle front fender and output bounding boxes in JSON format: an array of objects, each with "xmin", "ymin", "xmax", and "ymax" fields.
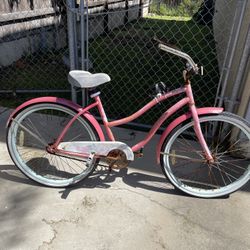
[
  {"xmin": 7, "ymin": 96, "xmax": 105, "ymax": 141},
  {"xmin": 156, "ymin": 107, "xmax": 223, "ymax": 164}
]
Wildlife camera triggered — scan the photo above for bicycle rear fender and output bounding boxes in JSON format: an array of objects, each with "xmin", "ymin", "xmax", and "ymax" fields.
[
  {"xmin": 7, "ymin": 97, "xmax": 105, "ymax": 141},
  {"xmin": 156, "ymin": 107, "xmax": 223, "ymax": 164}
]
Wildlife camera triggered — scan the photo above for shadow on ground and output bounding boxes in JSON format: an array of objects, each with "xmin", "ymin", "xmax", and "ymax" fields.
[
  {"xmin": 0, "ymin": 164, "xmax": 184, "ymax": 198},
  {"xmin": 2, "ymin": 164, "xmax": 248, "ymax": 201},
  {"xmin": 59, "ymin": 167, "xmax": 186, "ymax": 199},
  {"xmin": 0, "ymin": 169, "xmax": 39, "ymax": 248}
]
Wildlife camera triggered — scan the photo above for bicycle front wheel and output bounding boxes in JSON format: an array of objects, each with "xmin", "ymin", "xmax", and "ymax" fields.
[
  {"xmin": 7, "ymin": 103, "xmax": 100, "ymax": 187},
  {"xmin": 160, "ymin": 112, "xmax": 250, "ymax": 198}
]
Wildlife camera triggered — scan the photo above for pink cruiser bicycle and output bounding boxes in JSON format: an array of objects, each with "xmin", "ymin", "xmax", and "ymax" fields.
[{"xmin": 6, "ymin": 42, "xmax": 250, "ymax": 198}]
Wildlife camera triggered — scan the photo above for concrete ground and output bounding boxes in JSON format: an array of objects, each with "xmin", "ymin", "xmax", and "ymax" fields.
[{"xmin": 0, "ymin": 107, "xmax": 249, "ymax": 250}]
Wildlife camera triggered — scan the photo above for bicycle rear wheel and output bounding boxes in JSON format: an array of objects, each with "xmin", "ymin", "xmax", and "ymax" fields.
[
  {"xmin": 160, "ymin": 112, "xmax": 250, "ymax": 198},
  {"xmin": 7, "ymin": 103, "xmax": 100, "ymax": 187}
]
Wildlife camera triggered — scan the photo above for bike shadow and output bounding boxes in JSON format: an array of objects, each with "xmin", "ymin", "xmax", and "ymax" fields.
[
  {"xmin": 59, "ymin": 166, "xmax": 249, "ymax": 199},
  {"xmin": 59, "ymin": 166, "xmax": 184, "ymax": 199},
  {"xmin": 0, "ymin": 163, "xmax": 184, "ymax": 198},
  {"xmin": 1, "ymin": 163, "xmax": 243, "ymax": 200},
  {"xmin": 0, "ymin": 164, "xmax": 42, "ymax": 187}
]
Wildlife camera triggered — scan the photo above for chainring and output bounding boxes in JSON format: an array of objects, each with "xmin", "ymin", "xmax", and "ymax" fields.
[{"xmin": 105, "ymin": 150, "xmax": 129, "ymax": 169}]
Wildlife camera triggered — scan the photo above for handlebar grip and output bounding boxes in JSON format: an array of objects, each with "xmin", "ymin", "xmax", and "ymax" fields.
[
  {"xmin": 158, "ymin": 43, "xmax": 199, "ymax": 74},
  {"xmin": 153, "ymin": 37, "xmax": 181, "ymax": 51}
]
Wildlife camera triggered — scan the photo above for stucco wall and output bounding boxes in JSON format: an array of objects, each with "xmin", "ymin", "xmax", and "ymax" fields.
[
  {"xmin": 213, "ymin": 0, "xmax": 237, "ymax": 72},
  {"xmin": 237, "ymin": 60, "xmax": 250, "ymax": 121},
  {"xmin": 0, "ymin": 0, "xmax": 66, "ymax": 67},
  {"xmin": 213, "ymin": 0, "xmax": 250, "ymax": 119}
]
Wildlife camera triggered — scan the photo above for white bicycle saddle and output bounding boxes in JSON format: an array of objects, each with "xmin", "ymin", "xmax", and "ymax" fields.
[{"xmin": 68, "ymin": 70, "xmax": 111, "ymax": 88}]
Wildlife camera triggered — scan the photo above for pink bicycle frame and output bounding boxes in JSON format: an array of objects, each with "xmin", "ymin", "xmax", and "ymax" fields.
[{"xmin": 52, "ymin": 84, "xmax": 215, "ymax": 161}]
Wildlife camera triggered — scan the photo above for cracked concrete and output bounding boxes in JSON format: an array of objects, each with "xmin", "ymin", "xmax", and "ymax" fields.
[
  {"xmin": 0, "ymin": 108, "xmax": 250, "ymax": 250},
  {"xmin": 39, "ymin": 219, "xmax": 58, "ymax": 249}
]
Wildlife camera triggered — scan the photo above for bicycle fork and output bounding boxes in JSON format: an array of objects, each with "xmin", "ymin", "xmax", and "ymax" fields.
[{"xmin": 186, "ymin": 82, "xmax": 214, "ymax": 163}]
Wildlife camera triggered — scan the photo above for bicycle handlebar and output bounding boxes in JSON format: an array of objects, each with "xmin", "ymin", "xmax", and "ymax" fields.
[{"xmin": 158, "ymin": 43, "xmax": 200, "ymax": 74}]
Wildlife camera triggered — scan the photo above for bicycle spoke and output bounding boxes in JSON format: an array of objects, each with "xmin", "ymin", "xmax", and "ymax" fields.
[
  {"xmin": 214, "ymin": 121, "xmax": 226, "ymax": 154},
  {"xmin": 207, "ymin": 165, "xmax": 213, "ymax": 186},
  {"xmin": 217, "ymin": 139, "xmax": 241, "ymax": 159},
  {"xmin": 12, "ymin": 118, "xmax": 48, "ymax": 147},
  {"xmin": 216, "ymin": 148, "xmax": 242, "ymax": 156},
  {"xmin": 210, "ymin": 163, "xmax": 237, "ymax": 182},
  {"xmin": 178, "ymin": 134, "xmax": 203, "ymax": 158},
  {"xmin": 60, "ymin": 156, "xmax": 79, "ymax": 175},
  {"xmin": 26, "ymin": 118, "xmax": 47, "ymax": 143},
  {"xmin": 177, "ymin": 163, "xmax": 205, "ymax": 182},
  {"xmin": 161, "ymin": 152, "xmax": 205, "ymax": 162},
  {"xmin": 209, "ymin": 165, "xmax": 220, "ymax": 187},
  {"xmin": 218, "ymin": 159, "xmax": 247, "ymax": 171},
  {"xmin": 161, "ymin": 114, "xmax": 250, "ymax": 197}
]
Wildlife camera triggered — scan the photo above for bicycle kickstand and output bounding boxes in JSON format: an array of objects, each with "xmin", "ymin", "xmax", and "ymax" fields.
[{"xmin": 86, "ymin": 152, "xmax": 96, "ymax": 168}]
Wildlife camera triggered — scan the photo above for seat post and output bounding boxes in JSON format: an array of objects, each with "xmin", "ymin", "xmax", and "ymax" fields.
[
  {"xmin": 71, "ymin": 85, "xmax": 77, "ymax": 103},
  {"xmin": 89, "ymin": 88, "xmax": 101, "ymax": 98},
  {"xmin": 82, "ymin": 88, "xmax": 88, "ymax": 107}
]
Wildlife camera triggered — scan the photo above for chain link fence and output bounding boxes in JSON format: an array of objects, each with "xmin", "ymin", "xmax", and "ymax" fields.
[
  {"xmin": 86, "ymin": 0, "xmax": 229, "ymax": 125},
  {"xmin": 0, "ymin": 0, "xmax": 243, "ymax": 126}
]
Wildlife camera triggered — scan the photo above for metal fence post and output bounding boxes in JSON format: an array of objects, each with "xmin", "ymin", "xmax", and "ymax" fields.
[
  {"xmin": 66, "ymin": 0, "xmax": 77, "ymax": 102},
  {"xmin": 104, "ymin": 1, "xmax": 109, "ymax": 34},
  {"xmin": 80, "ymin": 0, "xmax": 86, "ymax": 106},
  {"xmin": 85, "ymin": 0, "xmax": 89, "ymax": 71},
  {"xmin": 80, "ymin": 0, "xmax": 85, "ymax": 71},
  {"xmin": 80, "ymin": 0, "xmax": 89, "ymax": 106}
]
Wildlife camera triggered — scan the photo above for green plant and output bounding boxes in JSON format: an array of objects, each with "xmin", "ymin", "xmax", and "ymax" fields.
[
  {"xmin": 150, "ymin": 0, "xmax": 203, "ymax": 17},
  {"xmin": 179, "ymin": 0, "xmax": 203, "ymax": 16}
]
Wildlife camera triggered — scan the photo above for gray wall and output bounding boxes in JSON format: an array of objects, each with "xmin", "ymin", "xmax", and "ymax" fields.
[
  {"xmin": 0, "ymin": 0, "xmax": 149, "ymax": 67},
  {"xmin": 213, "ymin": 0, "xmax": 250, "ymax": 119},
  {"xmin": 82, "ymin": 0, "xmax": 149, "ymax": 39},
  {"xmin": 0, "ymin": 0, "xmax": 66, "ymax": 66}
]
